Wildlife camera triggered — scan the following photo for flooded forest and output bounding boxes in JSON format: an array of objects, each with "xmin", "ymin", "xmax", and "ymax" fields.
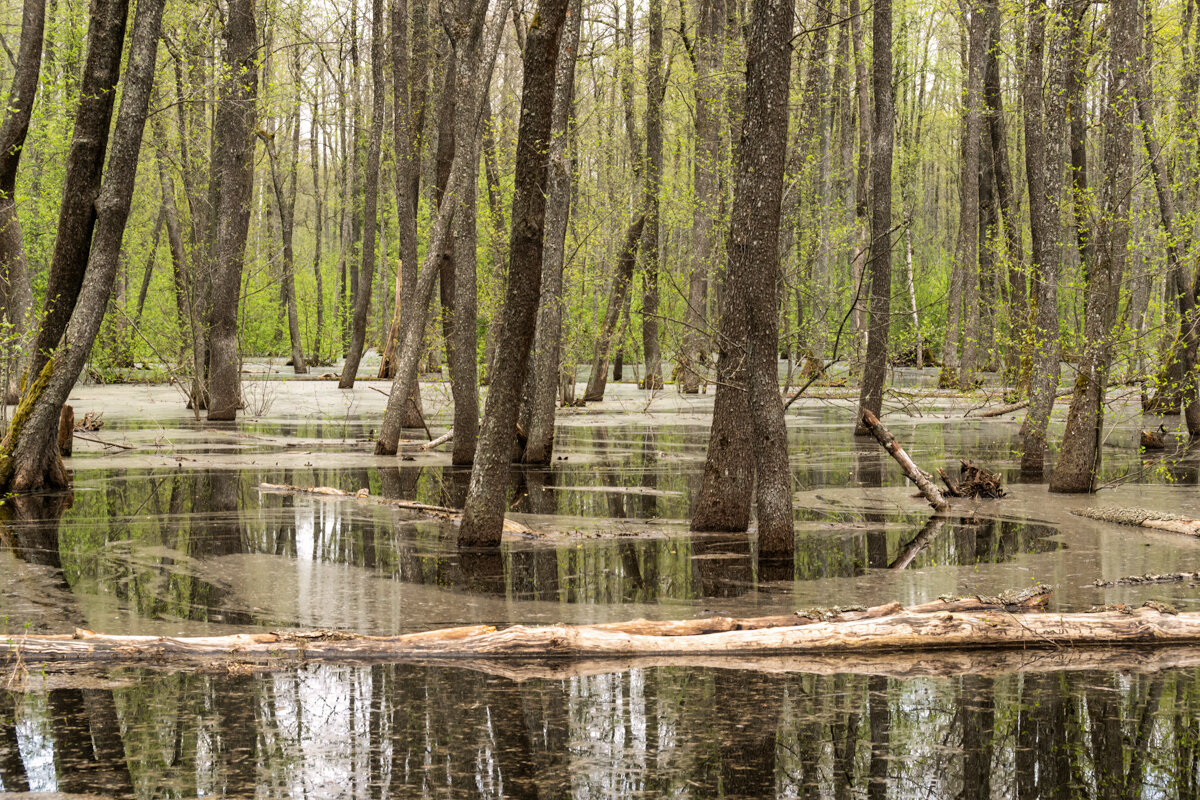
[{"xmin": 4, "ymin": 0, "xmax": 1200, "ymax": 794}]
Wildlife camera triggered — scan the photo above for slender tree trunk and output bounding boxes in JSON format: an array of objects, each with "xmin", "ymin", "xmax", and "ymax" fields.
[
  {"xmin": 340, "ymin": 0, "xmax": 387, "ymax": 388},
  {"xmin": 25, "ymin": 0, "xmax": 128, "ymax": 383},
  {"xmin": 848, "ymin": 0, "xmax": 871, "ymax": 359},
  {"xmin": 205, "ymin": 0, "xmax": 258, "ymax": 421},
  {"xmin": 457, "ymin": 0, "xmax": 571, "ymax": 547},
  {"xmin": 640, "ymin": 0, "xmax": 664, "ymax": 390},
  {"xmin": 523, "ymin": 0, "xmax": 583, "ymax": 464},
  {"xmin": 0, "ymin": 0, "xmax": 163, "ymax": 492},
  {"xmin": 855, "ymin": 0, "xmax": 895, "ymax": 436},
  {"xmin": 1018, "ymin": 0, "xmax": 1067, "ymax": 477},
  {"xmin": 309, "ymin": 86, "xmax": 325, "ymax": 364},
  {"xmin": 260, "ymin": 131, "xmax": 307, "ymax": 374},
  {"xmin": 957, "ymin": 4, "xmax": 986, "ymax": 388},
  {"xmin": 0, "ymin": 0, "xmax": 45, "ymax": 403},
  {"xmin": 375, "ymin": 0, "xmax": 506, "ymax": 456},
  {"xmin": 1050, "ymin": 0, "xmax": 1136, "ymax": 493},
  {"xmin": 132, "ymin": 207, "xmax": 163, "ymax": 325}
]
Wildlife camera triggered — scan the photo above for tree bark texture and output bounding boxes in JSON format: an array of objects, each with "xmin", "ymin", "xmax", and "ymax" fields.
[
  {"xmin": 205, "ymin": 0, "xmax": 258, "ymax": 421},
  {"xmin": 0, "ymin": 0, "xmax": 163, "ymax": 493},
  {"xmin": 956, "ymin": 4, "xmax": 986, "ymax": 388},
  {"xmin": 640, "ymin": 0, "xmax": 664, "ymax": 390},
  {"xmin": 523, "ymin": 0, "xmax": 583, "ymax": 465},
  {"xmin": 457, "ymin": 0, "xmax": 571, "ymax": 547},
  {"xmin": 1050, "ymin": 0, "xmax": 1136, "ymax": 493}
]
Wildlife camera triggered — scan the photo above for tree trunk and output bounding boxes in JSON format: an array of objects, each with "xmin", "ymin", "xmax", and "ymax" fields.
[
  {"xmin": 854, "ymin": 0, "xmax": 895, "ymax": 436},
  {"xmin": 0, "ymin": 0, "xmax": 163, "ymax": 493},
  {"xmin": 205, "ymin": 0, "xmax": 258, "ymax": 421},
  {"xmin": 375, "ymin": 0, "xmax": 506, "ymax": 456},
  {"xmin": 340, "ymin": 0, "xmax": 387, "ymax": 388},
  {"xmin": 0, "ymin": 0, "xmax": 45, "ymax": 403},
  {"xmin": 456, "ymin": 0, "xmax": 571, "ymax": 547},
  {"xmin": 1018, "ymin": 0, "xmax": 1067, "ymax": 477},
  {"xmin": 640, "ymin": 0, "xmax": 664, "ymax": 390},
  {"xmin": 957, "ymin": 4, "xmax": 986, "ymax": 388},
  {"xmin": 582, "ymin": 215, "xmax": 646, "ymax": 402},
  {"xmin": 309, "ymin": 86, "xmax": 325, "ymax": 365},
  {"xmin": 25, "ymin": 0, "xmax": 128, "ymax": 384},
  {"xmin": 1049, "ymin": 0, "xmax": 1136, "ymax": 493},
  {"xmin": 260, "ymin": 131, "xmax": 307, "ymax": 374},
  {"xmin": 523, "ymin": 0, "xmax": 583, "ymax": 465}
]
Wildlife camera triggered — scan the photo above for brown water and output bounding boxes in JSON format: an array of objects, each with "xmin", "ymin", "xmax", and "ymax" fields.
[{"xmin": 3, "ymin": 378, "xmax": 1200, "ymax": 797}]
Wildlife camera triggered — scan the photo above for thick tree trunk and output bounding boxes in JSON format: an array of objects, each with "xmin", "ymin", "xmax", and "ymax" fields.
[
  {"xmin": 0, "ymin": 0, "xmax": 163, "ymax": 493},
  {"xmin": 260, "ymin": 132, "xmax": 307, "ymax": 374},
  {"xmin": 375, "ymin": 0, "xmax": 505, "ymax": 456},
  {"xmin": 205, "ymin": 0, "xmax": 258, "ymax": 421},
  {"xmin": 456, "ymin": 0, "xmax": 571, "ymax": 547},
  {"xmin": 25, "ymin": 0, "xmax": 128, "ymax": 384},
  {"xmin": 340, "ymin": 0, "xmax": 387, "ymax": 388},
  {"xmin": 854, "ymin": 0, "xmax": 895, "ymax": 436},
  {"xmin": 582, "ymin": 215, "xmax": 646, "ymax": 402},
  {"xmin": 0, "ymin": 0, "xmax": 44, "ymax": 403},
  {"xmin": 523, "ymin": 0, "xmax": 583, "ymax": 465},
  {"xmin": 640, "ymin": 0, "xmax": 664, "ymax": 390},
  {"xmin": 1050, "ymin": 0, "xmax": 1136, "ymax": 493}
]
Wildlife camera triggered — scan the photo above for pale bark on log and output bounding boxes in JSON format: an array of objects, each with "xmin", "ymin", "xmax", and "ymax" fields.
[
  {"xmin": 858, "ymin": 409, "xmax": 950, "ymax": 511},
  {"xmin": 6, "ymin": 604, "xmax": 1199, "ymax": 665},
  {"xmin": 421, "ymin": 429, "xmax": 454, "ymax": 450},
  {"xmin": 1070, "ymin": 507, "xmax": 1200, "ymax": 537}
]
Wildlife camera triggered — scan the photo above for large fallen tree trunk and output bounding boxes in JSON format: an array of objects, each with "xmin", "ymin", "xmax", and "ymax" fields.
[
  {"xmin": 1071, "ymin": 507, "xmax": 1200, "ymax": 537},
  {"xmin": 9, "ymin": 598, "xmax": 1200, "ymax": 666},
  {"xmin": 257, "ymin": 483, "xmax": 535, "ymax": 536}
]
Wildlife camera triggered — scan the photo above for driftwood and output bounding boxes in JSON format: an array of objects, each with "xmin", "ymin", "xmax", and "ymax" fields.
[
  {"xmin": 1071, "ymin": 507, "xmax": 1200, "ymax": 537},
  {"xmin": 1094, "ymin": 571, "xmax": 1200, "ymax": 588},
  {"xmin": 421, "ymin": 429, "xmax": 454, "ymax": 450},
  {"xmin": 74, "ymin": 410, "xmax": 104, "ymax": 431},
  {"xmin": 257, "ymin": 483, "xmax": 535, "ymax": 536},
  {"xmin": 19, "ymin": 592, "xmax": 1200, "ymax": 668},
  {"xmin": 937, "ymin": 460, "xmax": 1006, "ymax": 499},
  {"xmin": 858, "ymin": 409, "xmax": 950, "ymax": 511}
]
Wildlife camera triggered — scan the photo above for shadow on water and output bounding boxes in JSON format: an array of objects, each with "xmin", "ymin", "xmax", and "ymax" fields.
[{"xmin": 3, "ymin": 662, "xmax": 1199, "ymax": 798}]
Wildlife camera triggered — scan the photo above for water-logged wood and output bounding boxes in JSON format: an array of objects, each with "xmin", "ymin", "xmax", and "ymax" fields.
[
  {"xmin": 859, "ymin": 409, "xmax": 950, "ymax": 511},
  {"xmin": 10, "ymin": 597, "xmax": 1197, "ymax": 666},
  {"xmin": 1071, "ymin": 507, "xmax": 1200, "ymax": 537},
  {"xmin": 256, "ymin": 482, "xmax": 535, "ymax": 535}
]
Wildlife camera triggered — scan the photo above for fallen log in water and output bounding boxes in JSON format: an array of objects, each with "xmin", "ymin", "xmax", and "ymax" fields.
[
  {"xmin": 1071, "ymin": 507, "xmax": 1200, "ymax": 537},
  {"xmin": 1094, "ymin": 570, "xmax": 1200, "ymax": 588},
  {"xmin": 257, "ymin": 483, "xmax": 536, "ymax": 536},
  {"xmin": 10, "ymin": 597, "xmax": 1200, "ymax": 667},
  {"xmin": 858, "ymin": 409, "xmax": 950, "ymax": 511}
]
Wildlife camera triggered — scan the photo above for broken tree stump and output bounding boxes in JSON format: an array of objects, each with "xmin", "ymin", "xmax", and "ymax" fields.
[
  {"xmin": 859, "ymin": 409, "xmax": 950, "ymax": 511},
  {"xmin": 1070, "ymin": 507, "xmax": 1200, "ymax": 538},
  {"xmin": 57, "ymin": 405, "xmax": 74, "ymax": 457}
]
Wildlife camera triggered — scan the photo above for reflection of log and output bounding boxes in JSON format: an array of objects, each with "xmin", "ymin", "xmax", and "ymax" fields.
[
  {"xmin": 257, "ymin": 482, "xmax": 535, "ymax": 535},
  {"xmin": 858, "ymin": 409, "xmax": 950, "ymax": 511},
  {"xmin": 14, "ymin": 599, "xmax": 1200, "ymax": 666},
  {"xmin": 1071, "ymin": 507, "xmax": 1200, "ymax": 537},
  {"xmin": 889, "ymin": 517, "xmax": 950, "ymax": 570}
]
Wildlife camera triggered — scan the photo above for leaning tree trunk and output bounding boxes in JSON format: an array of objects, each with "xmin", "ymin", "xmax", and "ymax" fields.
[
  {"xmin": 582, "ymin": 215, "xmax": 646, "ymax": 402},
  {"xmin": 205, "ymin": 0, "xmax": 258, "ymax": 421},
  {"xmin": 456, "ymin": 0, "xmax": 571, "ymax": 547},
  {"xmin": 730, "ymin": 0, "xmax": 794, "ymax": 556},
  {"xmin": 0, "ymin": 0, "xmax": 45, "ymax": 403},
  {"xmin": 25, "ymin": 0, "xmax": 128, "ymax": 384},
  {"xmin": 259, "ymin": 131, "xmax": 307, "ymax": 374},
  {"xmin": 1050, "ymin": 0, "xmax": 1136, "ymax": 493},
  {"xmin": 854, "ymin": 0, "xmax": 895, "ymax": 437},
  {"xmin": 0, "ymin": 0, "xmax": 163, "ymax": 493},
  {"xmin": 1018, "ymin": 0, "xmax": 1067, "ymax": 477},
  {"xmin": 523, "ymin": 0, "xmax": 583, "ymax": 465},
  {"xmin": 340, "ymin": 0, "xmax": 387, "ymax": 389},
  {"xmin": 375, "ymin": 0, "xmax": 506, "ymax": 456}
]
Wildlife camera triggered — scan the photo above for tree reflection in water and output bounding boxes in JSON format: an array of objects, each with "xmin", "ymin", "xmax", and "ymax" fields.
[{"xmin": 3, "ymin": 663, "xmax": 1199, "ymax": 798}]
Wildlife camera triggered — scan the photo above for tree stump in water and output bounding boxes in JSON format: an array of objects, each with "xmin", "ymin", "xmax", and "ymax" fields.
[
  {"xmin": 937, "ymin": 460, "xmax": 1005, "ymax": 498},
  {"xmin": 57, "ymin": 405, "xmax": 73, "ymax": 457}
]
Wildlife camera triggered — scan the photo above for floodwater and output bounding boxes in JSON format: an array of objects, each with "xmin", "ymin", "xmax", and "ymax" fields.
[{"xmin": 3, "ymin": 373, "xmax": 1200, "ymax": 797}]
